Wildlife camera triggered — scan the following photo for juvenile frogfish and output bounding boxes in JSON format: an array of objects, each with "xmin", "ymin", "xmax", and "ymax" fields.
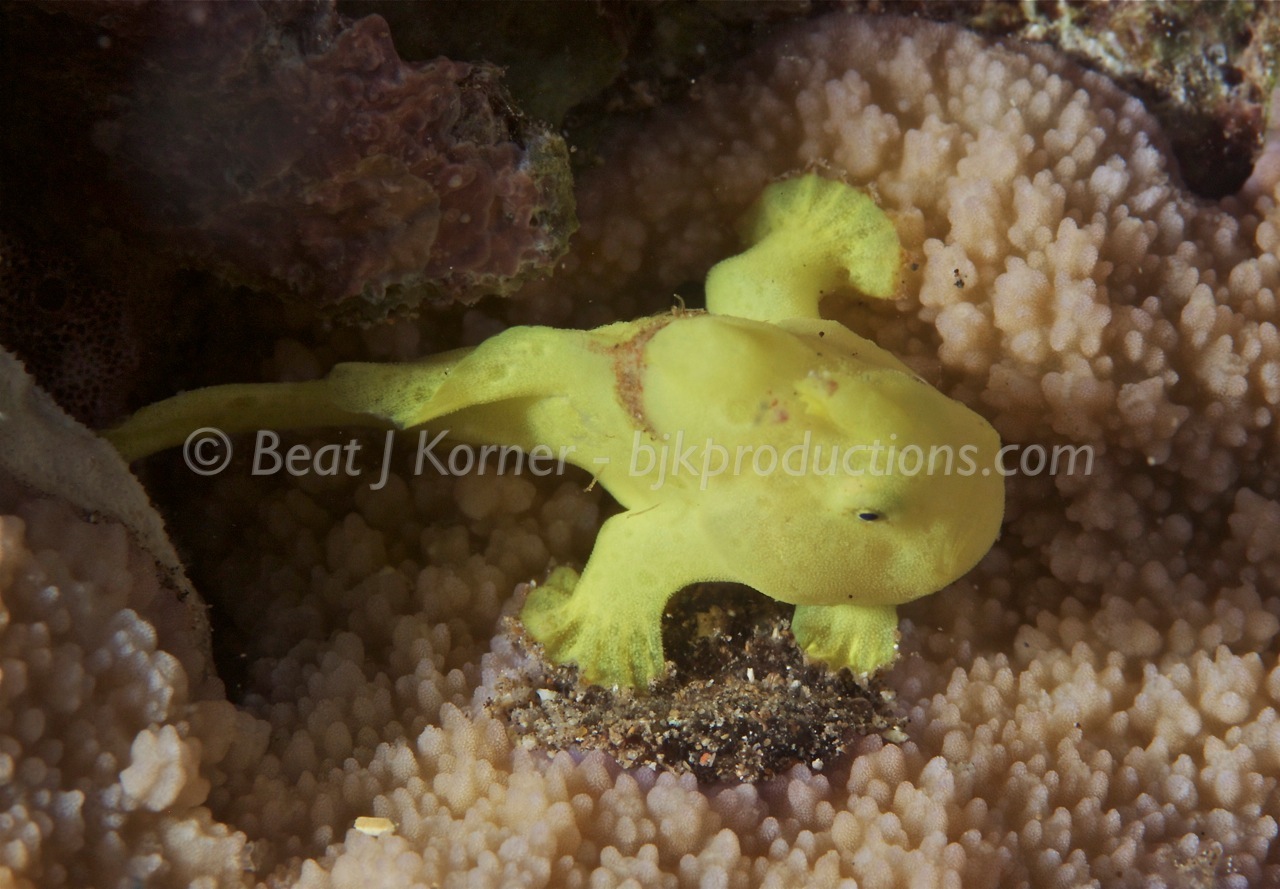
[{"xmin": 105, "ymin": 174, "xmax": 1005, "ymax": 687}]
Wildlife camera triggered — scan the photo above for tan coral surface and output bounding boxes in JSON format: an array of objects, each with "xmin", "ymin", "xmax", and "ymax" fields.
[{"xmin": 4, "ymin": 13, "xmax": 1280, "ymax": 889}]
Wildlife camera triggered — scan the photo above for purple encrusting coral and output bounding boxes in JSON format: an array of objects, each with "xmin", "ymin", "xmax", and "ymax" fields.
[
  {"xmin": 0, "ymin": 233, "xmax": 141, "ymax": 428},
  {"xmin": 84, "ymin": 0, "xmax": 574, "ymax": 314}
]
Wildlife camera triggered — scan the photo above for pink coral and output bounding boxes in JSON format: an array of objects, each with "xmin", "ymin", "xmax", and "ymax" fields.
[{"xmin": 6, "ymin": 11, "xmax": 1280, "ymax": 889}]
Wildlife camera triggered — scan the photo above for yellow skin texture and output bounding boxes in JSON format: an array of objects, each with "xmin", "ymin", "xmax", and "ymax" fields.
[{"xmin": 105, "ymin": 175, "xmax": 1005, "ymax": 687}]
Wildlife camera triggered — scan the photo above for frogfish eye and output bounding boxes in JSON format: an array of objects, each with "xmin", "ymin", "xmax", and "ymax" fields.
[{"xmin": 857, "ymin": 511, "xmax": 882, "ymax": 522}]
